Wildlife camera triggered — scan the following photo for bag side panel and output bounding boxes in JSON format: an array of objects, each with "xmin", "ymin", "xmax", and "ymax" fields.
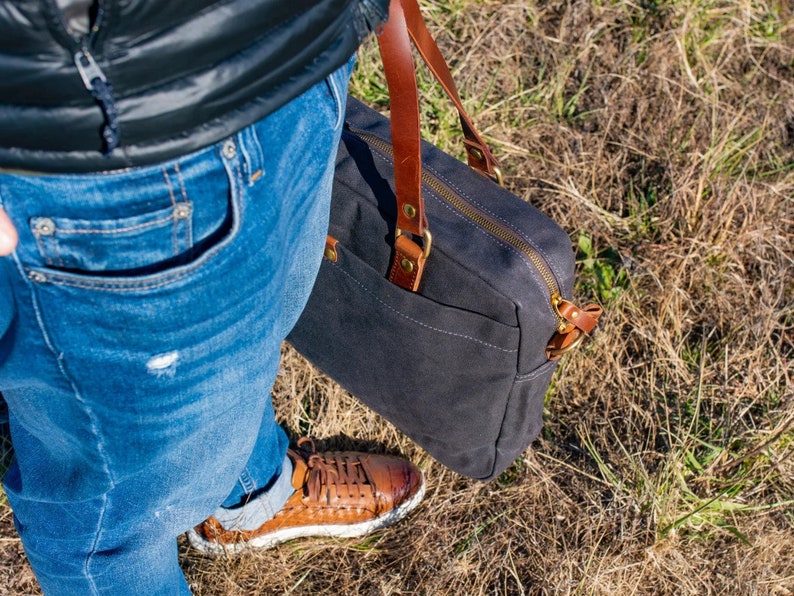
[
  {"xmin": 290, "ymin": 97, "xmax": 573, "ymax": 478},
  {"xmin": 487, "ymin": 361, "xmax": 558, "ymax": 480}
]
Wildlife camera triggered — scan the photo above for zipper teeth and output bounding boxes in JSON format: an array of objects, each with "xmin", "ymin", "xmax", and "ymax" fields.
[
  {"xmin": 348, "ymin": 128, "xmax": 561, "ymax": 301},
  {"xmin": 422, "ymin": 174, "xmax": 560, "ymax": 296}
]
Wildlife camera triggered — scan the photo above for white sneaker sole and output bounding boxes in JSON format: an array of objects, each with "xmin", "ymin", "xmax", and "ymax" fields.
[{"xmin": 187, "ymin": 472, "xmax": 426, "ymax": 556}]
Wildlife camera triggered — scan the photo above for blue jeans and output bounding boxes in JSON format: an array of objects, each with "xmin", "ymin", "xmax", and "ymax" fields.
[{"xmin": 0, "ymin": 59, "xmax": 353, "ymax": 595}]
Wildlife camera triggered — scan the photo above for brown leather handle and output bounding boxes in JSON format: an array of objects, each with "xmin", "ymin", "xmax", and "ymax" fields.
[
  {"xmin": 399, "ymin": 0, "xmax": 502, "ymax": 179},
  {"xmin": 377, "ymin": 0, "xmax": 426, "ymax": 238},
  {"xmin": 378, "ymin": 0, "xmax": 501, "ymax": 233},
  {"xmin": 377, "ymin": 0, "xmax": 501, "ymax": 290}
]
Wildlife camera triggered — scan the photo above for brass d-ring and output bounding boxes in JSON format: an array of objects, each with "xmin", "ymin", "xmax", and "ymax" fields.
[
  {"xmin": 395, "ymin": 228, "xmax": 433, "ymax": 259},
  {"xmin": 492, "ymin": 166, "xmax": 504, "ymax": 187},
  {"xmin": 547, "ymin": 330, "xmax": 587, "ymax": 359}
]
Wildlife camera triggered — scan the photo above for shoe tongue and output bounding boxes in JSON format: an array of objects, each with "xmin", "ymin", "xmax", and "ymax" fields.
[{"xmin": 288, "ymin": 450, "xmax": 310, "ymax": 491}]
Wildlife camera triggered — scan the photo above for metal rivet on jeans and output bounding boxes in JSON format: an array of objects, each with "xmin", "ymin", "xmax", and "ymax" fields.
[
  {"xmin": 33, "ymin": 217, "xmax": 56, "ymax": 236},
  {"xmin": 222, "ymin": 140, "xmax": 236, "ymax": 159},
  {"xmin": 28, "ymin": 271, "xmax": 47, "ymax": 283},
  {"xmin": 174, "ymin": 204, "xmax": 191, "ymax": 219}
]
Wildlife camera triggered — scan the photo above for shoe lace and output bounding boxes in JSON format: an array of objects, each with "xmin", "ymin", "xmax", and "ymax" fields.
[{"xmin": 296, "ymin": 437, "xmax": 374, "ymax": 503}]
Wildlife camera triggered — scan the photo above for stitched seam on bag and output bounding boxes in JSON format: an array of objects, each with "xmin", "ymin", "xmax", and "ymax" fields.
[
  {"xmin": 429, "ymin": 192, "xmax": 547, "ymax": 291},
  {"xmin": 426, "ymin": 164, "xmax": 561, "ymax": 279},
  {"xmin": 328, "ymin": 258, "xmax": 518, "ymax": 353},
  {"xmin": 388, "ymin": 248, "xmax": 418, "ymax": 289},
  {"xmin": 426, "ymin": 189, "xmax": 553, "ymax": 310},
  {"xmin": 514, "ymin": 361, "xmax": 557, "ymax": 382}
]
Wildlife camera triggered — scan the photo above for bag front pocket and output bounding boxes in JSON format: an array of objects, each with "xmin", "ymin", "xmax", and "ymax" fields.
[{"xmin": 288, "ymin": 238, "xmax": 521, "ymax": 479}]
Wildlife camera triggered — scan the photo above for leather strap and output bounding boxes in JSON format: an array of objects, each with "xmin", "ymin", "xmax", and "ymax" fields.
[
  {"xmin": 557, "ymin": 300, "xmax": 601, "ymax": 334},
  {"xmin": 399, "ymin": 0, "xmax": 501, "ymax": 179},
  {"xmin": 388, "ymin": 233, "xmax": 427, "ymax": 291},
  {"xmin": 378, "ymin": 0, "xmax": 501, "ymax": 290},
  {"xmin": 377, "ymin": 0, "xmax": 426, "ymax": 239},
  {"xmin": 377, "ymin": 0, "xmax": 601, "ymax": 356}
]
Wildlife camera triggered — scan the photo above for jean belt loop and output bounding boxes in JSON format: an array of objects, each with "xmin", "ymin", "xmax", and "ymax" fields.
[{"xmin": 235, "ymin": 124, "xmax": 265, "ymax": 186}]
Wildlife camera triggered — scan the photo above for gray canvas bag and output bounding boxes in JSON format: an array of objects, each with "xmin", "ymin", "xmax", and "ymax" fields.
[{"xmin": 288, "ymin": 0, "xmax": 602, "ymax": 480}]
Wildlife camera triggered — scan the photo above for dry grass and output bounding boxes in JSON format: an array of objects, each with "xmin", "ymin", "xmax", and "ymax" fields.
[{"xmin": 2, "ymin": 0, "xmax": 793, "ymax": 594}]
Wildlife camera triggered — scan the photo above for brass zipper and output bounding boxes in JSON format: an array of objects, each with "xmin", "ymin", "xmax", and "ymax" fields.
[{"xmin": 346, "ymin": 126, "xmax": 566, "ymax": 329}]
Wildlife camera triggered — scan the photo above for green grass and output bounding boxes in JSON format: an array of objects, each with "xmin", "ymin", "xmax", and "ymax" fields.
[{"xmin": 2, "ymin": 0, "xmax": 793, "ymax": 593}]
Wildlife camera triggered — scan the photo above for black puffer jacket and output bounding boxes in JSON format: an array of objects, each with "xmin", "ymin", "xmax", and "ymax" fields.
[{"xmin": 0, "ymin": 0, "xmax": 388, "ymax": 173}]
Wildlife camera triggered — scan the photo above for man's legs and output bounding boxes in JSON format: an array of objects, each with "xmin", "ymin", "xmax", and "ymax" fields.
[{"xmin": 0, "ymin": 60, "xmax": 352, "ymax": 594}]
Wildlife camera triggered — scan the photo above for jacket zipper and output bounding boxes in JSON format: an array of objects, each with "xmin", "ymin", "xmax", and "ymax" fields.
[
  {"xmin": 345, "ymin": 126, "xmax": 567, "ymax": 330},
  {"xmin": 52, "ymin": 0, "xmax": 119, "ymax": 155}
]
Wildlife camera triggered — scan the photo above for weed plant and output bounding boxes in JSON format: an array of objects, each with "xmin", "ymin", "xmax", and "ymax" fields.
[{"xmin": 1, "ymin": 0, "xmax": 792, "ymax": 594}]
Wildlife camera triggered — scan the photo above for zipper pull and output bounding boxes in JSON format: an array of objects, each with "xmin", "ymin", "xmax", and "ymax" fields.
[
  {"xmin": 546, "ymin": 298, "xmax": 604, "ymax": 360},
  {"xmin": 74, "ymin": 48, "xmax": 119, "ymax": 155}
]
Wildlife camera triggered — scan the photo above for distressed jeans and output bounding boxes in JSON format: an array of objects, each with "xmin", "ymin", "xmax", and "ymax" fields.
[{"xmin": 0, "ymin": 59, "xmax": 353, "ymax": 595}]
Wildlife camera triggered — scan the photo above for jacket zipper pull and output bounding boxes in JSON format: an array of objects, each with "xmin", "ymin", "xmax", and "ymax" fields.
[{"xmin": 74, "ymin": 48, "xmax": 119, "ymax": 156}]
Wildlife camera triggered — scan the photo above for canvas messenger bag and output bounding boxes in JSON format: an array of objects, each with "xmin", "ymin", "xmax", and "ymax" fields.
[{"xmin": 288, "ymin": 0, "xmax": 602, "ymax": 481}]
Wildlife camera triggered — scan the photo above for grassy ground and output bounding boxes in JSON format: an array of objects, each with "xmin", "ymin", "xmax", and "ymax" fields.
[{"xmin": 2, "ymin": 0, "xmax": 793, "ymax": 593}]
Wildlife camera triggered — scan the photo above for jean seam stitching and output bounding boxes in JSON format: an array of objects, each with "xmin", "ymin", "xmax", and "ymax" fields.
[
  {"xmin": 10, "ymin": 251, "xmax": 117, "ymax": 594},
  {"xmin": 326, "ymin": 66, "xmax": 346, "ymax": 132},
  {"xmin": 33, "ymin": 233, "xmax": 55, "ymax": 267},
  {"xmin": 85, "ymin": 494, "xmax": 110, "ymax": 595},
  {"xmin": 47, "ymin": 214, "xmax": 176, "ymax": 235},
  {"xmin": 174, "ymin": 163, "xmax": 193, "ymax": 247},
  {"xmin": 239, "ymin": 468, "xmax": 257, "ymax": 495},
  {"xmin": 239, "ymin": 128, "xmax": 264, "ymax": 186},
  {"xmin": 162, "ymin": 166, "xmax": 179, "ymax": 256}
]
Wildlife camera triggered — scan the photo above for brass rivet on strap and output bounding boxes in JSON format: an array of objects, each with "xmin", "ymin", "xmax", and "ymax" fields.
[
  {"xmin": 400, "ymin": 258, "xmax": 414, "ymax": 273},
  {"xmin": 324, "ymin": 247, "xmax": 337, "ymax": 261},
  {"xmin": 469, "ymin": 146, "xmax": 484, "ymax": 161},
  {"xmin": 403, "ymin": 204, "xmax": 417, "ymax": 219}
]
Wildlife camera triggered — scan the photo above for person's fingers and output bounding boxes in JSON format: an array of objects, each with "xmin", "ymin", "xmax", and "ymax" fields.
[{"xmin": 0, "ymin": 208, "xmax": 18, "ymax": 256}]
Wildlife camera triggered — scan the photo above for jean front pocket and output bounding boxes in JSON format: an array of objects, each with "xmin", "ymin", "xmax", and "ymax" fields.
[
  {"xmin": 9, "ymin": 141, "xmax": 242, "ymax": 288},
  {"xmin": 31, "ymin": 201, "xmax": 196, "ymax": 273}
]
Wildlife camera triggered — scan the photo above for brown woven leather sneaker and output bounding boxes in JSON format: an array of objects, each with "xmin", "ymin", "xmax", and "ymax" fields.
[{"xmin": 188, "ymin": 438, "xmax": 425, "ymax": 555}]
